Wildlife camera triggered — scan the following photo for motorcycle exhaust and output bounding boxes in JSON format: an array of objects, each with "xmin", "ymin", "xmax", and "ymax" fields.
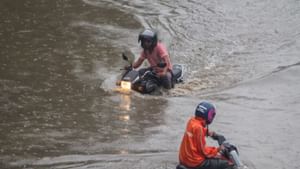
[{"xmin": 229, "ymin": 149, "xmax": 243, "ymax": 167}]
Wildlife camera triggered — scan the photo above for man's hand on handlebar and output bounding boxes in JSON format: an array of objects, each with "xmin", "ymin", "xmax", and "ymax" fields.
[
  {"xmin": 124, "ymin": 65, "xmax": 132, "ymax": 70},
  {"xmin": 210, "ymin": 132, "xmax": 226, "ymax": 145}
]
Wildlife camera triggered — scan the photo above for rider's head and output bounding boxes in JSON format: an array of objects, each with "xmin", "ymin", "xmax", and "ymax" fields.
[
  {"xmin": 138, "ymin": 29, "xmax": 158, "ymax": 50},
  {"xmin": 195, "ymin": 101, "xmax": 216, "ymax": 125}
]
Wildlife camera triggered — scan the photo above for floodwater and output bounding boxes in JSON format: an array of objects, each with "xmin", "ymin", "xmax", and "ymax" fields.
[{"xmin": 1, "ymin": 0, "xmax": 300, "ymax": 169}]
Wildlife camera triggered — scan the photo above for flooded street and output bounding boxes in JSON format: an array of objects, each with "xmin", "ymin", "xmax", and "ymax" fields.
[{"xmin": 1, "ymin": 0, "xmax": 300, "ymax": 169}]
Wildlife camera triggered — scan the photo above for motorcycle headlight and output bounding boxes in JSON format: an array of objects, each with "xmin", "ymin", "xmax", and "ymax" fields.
[{"xmin": 121, "ymin": 81, "xmax": 131, "ymax": 90}]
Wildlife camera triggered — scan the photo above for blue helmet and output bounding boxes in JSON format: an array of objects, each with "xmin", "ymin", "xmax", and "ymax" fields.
[{"xmin": 195, "ymin": 101, "xmax": 216, "ymax": 125}]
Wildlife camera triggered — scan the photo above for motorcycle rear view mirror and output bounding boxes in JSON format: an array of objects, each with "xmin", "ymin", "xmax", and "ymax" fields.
[
  {"xmin": 157, "ymin": 62, "xmax": 166, "ymax": 68},
  {"xmin": 122, "ymin": 53, "xmax": 129, "ymax": 61}
]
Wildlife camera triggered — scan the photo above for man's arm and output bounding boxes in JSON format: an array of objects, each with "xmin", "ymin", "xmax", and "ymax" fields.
[
  {"xmin": 196, "ymin": 128, "xmax": 220, "ymax": 158},
  {"xmin": 156, "ymin": 54, "xmax": 171, "ymax": 76},
  {"xmin": 132, "ymin": 56, "xmax": 145, "ymax": 69}
]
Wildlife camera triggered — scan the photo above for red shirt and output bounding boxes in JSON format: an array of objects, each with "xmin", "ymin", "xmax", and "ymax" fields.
[
  {"xmin": 134, "ymin": 42, "xmax": 172, "ymax": 75},
  {"xmin": 179, "ymin": 117, "xmax": 220, "ymax": 167}
]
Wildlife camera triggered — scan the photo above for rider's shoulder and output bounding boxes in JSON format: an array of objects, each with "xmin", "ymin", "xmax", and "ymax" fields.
[
  {"xmin": 156, "ymin": 41, "xmax": 165, "ymax": 48},
  {"xmin": 155, "ymin": 42, "xmax": 168, "ymax": 53}
]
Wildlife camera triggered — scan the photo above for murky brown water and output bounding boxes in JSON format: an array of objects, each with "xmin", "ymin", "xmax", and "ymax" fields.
[{"xmin": 1, "ymin": 0, "xmax": 300, "ymax": 169}]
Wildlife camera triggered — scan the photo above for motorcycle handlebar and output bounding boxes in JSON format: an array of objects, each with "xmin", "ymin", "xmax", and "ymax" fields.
[
  {"xmin": 211, "ymin": 133, "xmax": 244, "ymax": 168},
  {"xmin": 211, "ymin": 133, "xmax": 226, "ymax": 145}
]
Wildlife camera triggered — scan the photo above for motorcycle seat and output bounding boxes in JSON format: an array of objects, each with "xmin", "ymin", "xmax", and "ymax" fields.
[
  {"xmin": 176, "ymin": 164, "xmax": 189, "ymax": 169},
  {"xmin": 172, "ymin": 64, "xmax": 183, "ymax": 82}
]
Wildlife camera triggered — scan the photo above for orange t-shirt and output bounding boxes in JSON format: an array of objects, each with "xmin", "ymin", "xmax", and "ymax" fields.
[
  {"xmin": 139, "ymin": 42, "xmax": 172, "ymax": 74},
  {"xmin": 179, "ymin": 117, "xmax": 220, "ymax": 168}
]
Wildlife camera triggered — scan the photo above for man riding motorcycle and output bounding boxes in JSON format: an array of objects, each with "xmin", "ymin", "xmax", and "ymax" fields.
[
  {"xmin": 131, "ymin": 29, "xmax": 173, "ymax": 89},
  {"xmin": 178, "ymin": 101, "xmax": 234, "ymax": 169}
]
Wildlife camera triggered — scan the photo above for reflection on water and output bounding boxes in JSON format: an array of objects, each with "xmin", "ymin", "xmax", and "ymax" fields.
[{"xmin": 119, "ymin": 94, "xmax": 131, "ymax": 111}]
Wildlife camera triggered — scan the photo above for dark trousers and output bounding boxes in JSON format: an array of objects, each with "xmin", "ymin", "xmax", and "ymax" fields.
[
  {"xmin": 159, "ymin": 71, "xmax": 172, "ymax": 89},
  {"xmin": 177, "ymin": 159, "xmax": 234, "ymax": 169},
  {"xmin": 195, "ymin": 159, "xmax": 234, "ymax": 169},
  {"xmin": 138, "ymin": 68, "xmax": 172, "ymax": 89}
]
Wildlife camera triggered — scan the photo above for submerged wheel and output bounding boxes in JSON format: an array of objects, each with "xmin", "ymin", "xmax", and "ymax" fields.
[{"xmin": 145, "ymin": 80, "xmax": 158, "ymax": 93}]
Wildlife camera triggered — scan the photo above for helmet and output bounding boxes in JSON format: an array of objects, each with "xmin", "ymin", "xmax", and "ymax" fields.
[
  {"xmin": 195, "ymin": 101, "xmax": 216, "ymax": 125},
  {"xmin": 138, "ymin": 29, "xmax": 158, "ymax": 50}
]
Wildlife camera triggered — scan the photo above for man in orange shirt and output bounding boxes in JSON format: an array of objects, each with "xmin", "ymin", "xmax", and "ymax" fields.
[
  {"xmin": 178, "ymin": 101, "xmax": 233, "ymax": 169},
  {"xmin": 131, "ymin": 29, "xmax": 173, "ymax": 89}
]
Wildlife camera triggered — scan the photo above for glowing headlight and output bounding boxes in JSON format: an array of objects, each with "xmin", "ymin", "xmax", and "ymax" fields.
[{"xmin": 120, "ymin": 81, "xmax": 131, "ymax": 90}]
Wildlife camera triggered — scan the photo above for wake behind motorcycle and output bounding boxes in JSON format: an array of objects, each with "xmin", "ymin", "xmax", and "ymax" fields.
[
  {"xmin": 176, "ymin": 134, "xmax": 245, "ymax": 169},
  {"xmin": 116, "ymin": 53, "xmax": 184, "ymax": 94}
]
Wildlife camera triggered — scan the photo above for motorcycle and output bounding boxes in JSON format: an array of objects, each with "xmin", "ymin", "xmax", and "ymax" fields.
[
  {"xmin": 116, "ymin": 53, "xmax": 184, "ymax": 94},
  {"xmin": 176, "ymin": 134, "xmax": 245, "ymax": 169}
]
